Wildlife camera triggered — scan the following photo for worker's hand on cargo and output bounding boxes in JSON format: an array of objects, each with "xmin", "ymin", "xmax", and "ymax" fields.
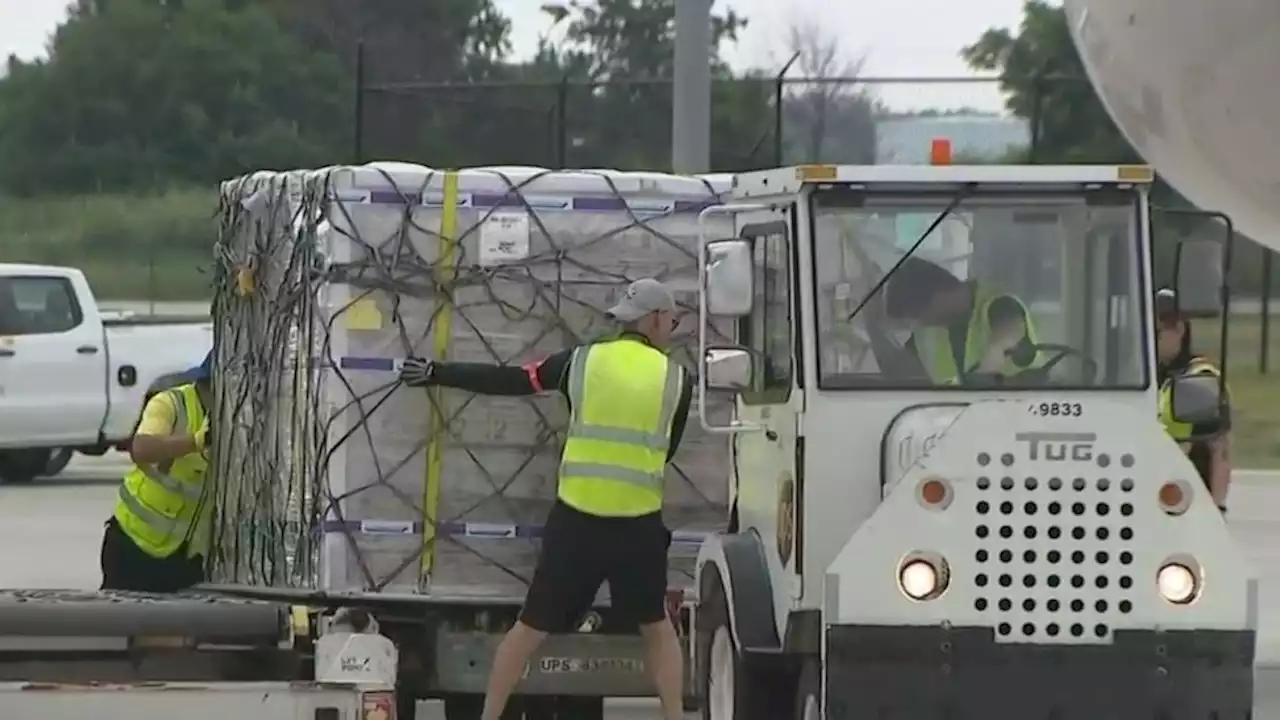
[{"xmin": 400, "ymin": 356, "xmax": 437, "ymax": 387}]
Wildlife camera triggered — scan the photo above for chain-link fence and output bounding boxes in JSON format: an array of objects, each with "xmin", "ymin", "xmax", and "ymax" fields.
[
  {"xmin": 352, "ymin": 68, "xmax": 1114, "ymax": 169},
  {"xmin": 356, "ymin": 76, "xmax": 777, "ymax": 172},
  {"xmin": 7, "ymin": 65, "xmax": 1272, "ymax": 373}
]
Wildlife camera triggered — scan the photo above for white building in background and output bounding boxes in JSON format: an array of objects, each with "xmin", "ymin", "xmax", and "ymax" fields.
[{"xmin": 875, "ymin": 114, "xmax": 1030, "ymax": 163}]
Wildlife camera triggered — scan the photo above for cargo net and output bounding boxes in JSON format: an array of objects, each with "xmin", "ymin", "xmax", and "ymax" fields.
[{"xmin": 206, "ymin": 164, "xmax": 735, "ymax": 598}]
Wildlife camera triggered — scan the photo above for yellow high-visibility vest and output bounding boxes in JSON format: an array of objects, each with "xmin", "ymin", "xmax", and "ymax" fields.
[
  {"xmin": 1158, "ymin": 357, "xmax": 1224, "ymax": 441},
  {"xmin": 113, "ymin": 384, "xmax": 210, "ymax": 559},
  {"xmin": 913, "ymin": 284, "xmax": 1040, "ymax": 383},
  {"xmin": 558, "ymin": 338, "xmax": 684, "ymax": 517}
]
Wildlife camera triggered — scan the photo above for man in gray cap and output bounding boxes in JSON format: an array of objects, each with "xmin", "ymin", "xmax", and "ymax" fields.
[{"xmin": 400, "ymin": 277, "xmax": 693, "ymax": 720}]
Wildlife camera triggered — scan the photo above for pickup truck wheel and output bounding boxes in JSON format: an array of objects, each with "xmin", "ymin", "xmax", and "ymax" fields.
[
  {"xmin": 44, "ymin": 448, "xmax": 74, "ymax": 477},
  {"xmin": 0, "ymin": 449, "xmax": 52, "ymax": 484}
]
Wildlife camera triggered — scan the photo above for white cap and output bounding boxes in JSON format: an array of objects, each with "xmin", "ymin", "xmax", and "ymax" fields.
[{"xmin": 605, "ymin": 278, "xmax": 676, "ymax": 322}]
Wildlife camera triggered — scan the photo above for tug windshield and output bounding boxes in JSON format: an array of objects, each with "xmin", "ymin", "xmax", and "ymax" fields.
[{"xmin": 810, "ymin": 186, "xmax": 1149, "ymax": 390}]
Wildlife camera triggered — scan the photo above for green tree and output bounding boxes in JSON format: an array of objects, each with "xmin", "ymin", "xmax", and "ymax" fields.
[
  {"xmin": 360, "ymin": 0, "xmax": 774, "ymax": 172},
  {"xmin": 0, "ymin": 0, "xmax": 349, "ymax": 195},
  {"xmin": 268, "ymin": 0, "xmax": 512, "ymax": 82},
  {"xmin": 535, "ymin": 0, "xmax": 771, "ymax": 171},
  {"xmin": 959, "ymin": 1, "xmax": 1280, "ymax": 296},
  {"xmin": 779, "ymin": 21, "xmax": 880, "ymax": 165},
  {"xmin": 959, "ymin": 0, "xmax": 1135, "ymax": 164}
]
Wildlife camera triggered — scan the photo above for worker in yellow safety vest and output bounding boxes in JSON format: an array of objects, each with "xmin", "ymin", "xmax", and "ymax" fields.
[
  {"xmin": 883, "ymin": 257, "xmax": 1041, "ymax": 384},
  {"xmin": 1154, "ymin": 288, "xmax": 1232, "ymax": 513},
  {"xmin": 100, "ymin": 350, "xmax": 213, "ymax": 592},
  {"xmin": 401, "ymin": 278, "xmax": 693, "ymax": 720}
]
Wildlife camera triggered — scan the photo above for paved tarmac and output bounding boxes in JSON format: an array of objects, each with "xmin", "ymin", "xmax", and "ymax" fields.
[{"xmin": 8, "ymin": 454, "xmax": 1280, "ymax": 718}]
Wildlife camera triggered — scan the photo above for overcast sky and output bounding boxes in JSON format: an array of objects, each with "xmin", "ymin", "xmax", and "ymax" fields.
[{"xmin": 3, "ymin": 0, "xmax": 1026, "ymax": 111}]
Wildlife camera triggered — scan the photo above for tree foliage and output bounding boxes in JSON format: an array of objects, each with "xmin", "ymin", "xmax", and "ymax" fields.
[
  {"xmin": 779, "ymin": 21, "xmax": 879, "ymax": 165},
  {"xmin": 373, "ymin": 0, "xmax": 773, "ymax": 171},
  {"xmin": 960, "ymin": 0, "xmax": 1279, "ymax": 294},
  {"xmin": 0, "ymin": 0, "xmax": 349, "ymax": 195},
  {"xmin": 960, "ymin": 0, "xmax": 1135, "ymax": 165},
  {"xmin": 0, "ymin": 0, "xmax": 779, "ymax": 195}
]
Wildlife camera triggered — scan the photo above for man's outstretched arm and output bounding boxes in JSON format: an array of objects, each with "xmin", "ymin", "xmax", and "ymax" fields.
[{"xmin": 401, "ymin": 350, "xmax": 574, "ymax": 397}]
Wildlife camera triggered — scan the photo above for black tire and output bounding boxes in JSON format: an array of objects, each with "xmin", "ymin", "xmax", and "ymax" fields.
[
  {"xmin": 695, "ymin": 575, "xmax": 788, "ymax": 720},
  {"xmin": 553, "ymin": 696, "xmax": 604, "ymax": 720},
  {"xmin": 43, "ymin": 448, "xmax": 74, "ymax": 477},
  {"xmin": 522, "ymin": 696, "xmax": 557, "ymax": 720},
  {"xmin": 442, "ymin": 694, "xmax": 522, "ymax": 720},
  {"xmin": 397, "ymin": 690, "xmax": 417, "ymax": 720},
  {"xmin": 793, "ymin": 660, "xmax": 821, "ymax": 720},
  {"xmin": 0, "ymin": 449, "xmax": 52, "ymax": 485}
]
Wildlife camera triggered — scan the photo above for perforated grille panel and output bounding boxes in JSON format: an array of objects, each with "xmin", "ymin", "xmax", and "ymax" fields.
[{"xmin": 970, "ymin": 448, "xmax": 1140, "ymax": 643}]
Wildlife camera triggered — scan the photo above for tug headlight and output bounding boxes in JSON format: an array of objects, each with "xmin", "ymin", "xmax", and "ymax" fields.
[
  {"xmin": 1157, "ymin": 561, "xmax": 1201, "ymax": 604},
  {"xmin": 897, "ymin": 553, "xmax": 950, "ymax": 601}
]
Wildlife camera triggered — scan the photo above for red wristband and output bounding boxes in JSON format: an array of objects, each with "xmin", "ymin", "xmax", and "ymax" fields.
[{"xmin": 522, "ymin": 360, "xmax": 545, "ymax": 393}]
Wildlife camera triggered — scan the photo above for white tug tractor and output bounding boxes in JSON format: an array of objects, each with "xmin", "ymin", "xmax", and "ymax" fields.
[{"xmin": 688, "ymin": 159, "xmax": 1255, "ymax": 719}]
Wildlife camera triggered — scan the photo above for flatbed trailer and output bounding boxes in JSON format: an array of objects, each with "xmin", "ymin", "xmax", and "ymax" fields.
[
  {"xmin": 0, "ymin": 681, "xmax": 394, "ymax": 720},
  {"xmin": 0, "ymin": 589, "xmax": 398, "ymax": 718}
]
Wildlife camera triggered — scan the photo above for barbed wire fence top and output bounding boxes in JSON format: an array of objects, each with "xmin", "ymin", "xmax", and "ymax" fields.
[{"xmin": 207, "ymin": 164, "xmax": 734, "ymax": 596}]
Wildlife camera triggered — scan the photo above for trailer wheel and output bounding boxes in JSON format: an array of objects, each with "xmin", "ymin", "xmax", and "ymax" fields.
[
  {"xmin": 552, "ymin": 696, "xmax": 604, "ymax": 719},
  {"xmin": 442, "ymin": 694, "xmax": 523, "ymax": 720},
  {"xmin": 397, "ymin": 691, "xmax": 417, "ymax": 720},
  {"xmin": 793, "ymin": 660, "xmax": 821, "ymax": 720},
  {"xmin": 697, "ymin": 580, "xmax": 784, "ymax": 720}
]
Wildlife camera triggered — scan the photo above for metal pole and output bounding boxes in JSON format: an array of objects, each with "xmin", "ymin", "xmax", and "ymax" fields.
[
  {"xmin": 672, "ymin": 0, "xmax": 711, "ymax": 174},
  {"xmin": 353, "ymin": 41, "xmax": 366, "ymax": 164},
  {"xmin": 555, "ymin": 76, "xmax": 569, "ymax": 169},
  {"xmin": 1262, "ymin": 250, "xmax": 1273, "ymax": 374},
  {"xmin": 1028, "ymin": 73, "xmax": 1045, "ymax": 163},
  {"xmin": 773, "ymin": 53, "xmax": 801, "ymax": 167}
]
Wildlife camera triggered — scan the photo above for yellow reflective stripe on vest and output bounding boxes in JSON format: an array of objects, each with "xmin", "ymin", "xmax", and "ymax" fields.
[
  {"xmin": 115, "ymin": 481, "xmax": 197, "ymax": 536},
  {"xmin": 558, "ymin": 339, "xmax": 683, "ymax": 516},
  {"xmin": 114, "ymin": 384, "xmax": 208, "ymax": 558},
  {"xmin": 563, "ymin": 345, "xmax": 683, "ymax": 457}
]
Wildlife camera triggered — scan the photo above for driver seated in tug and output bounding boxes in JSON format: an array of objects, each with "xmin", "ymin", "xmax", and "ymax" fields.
[{"xmin": 884, "ymin": 257, "xmax": 1042, "ymax": 384}]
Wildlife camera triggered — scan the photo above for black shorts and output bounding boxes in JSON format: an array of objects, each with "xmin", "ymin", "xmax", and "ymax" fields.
[
  {"xmin": 520, "ymin": 501, "xmax": 671, "ymax": 633},
  {"xmin": 99, "ymin": 518, "xmax": 205, "ymax": 593}
]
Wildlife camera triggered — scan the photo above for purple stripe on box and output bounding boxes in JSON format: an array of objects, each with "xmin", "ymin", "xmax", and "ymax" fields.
[
  {"xmin": 346, "ymin": 189, "xmax": 720, "ymax": 214},
  {"xmin": 318, "ymin": 520, "xmax": 710, "ymax": 546}
]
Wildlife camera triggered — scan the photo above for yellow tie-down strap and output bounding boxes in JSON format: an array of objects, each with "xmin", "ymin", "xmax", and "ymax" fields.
[
  {"xmin": 289, "ymin": 605, "xmax": 311, "ymax": 642},
  {"xmin": 421, "ymin": 170, "xmax": 460, "ymax": 581}
]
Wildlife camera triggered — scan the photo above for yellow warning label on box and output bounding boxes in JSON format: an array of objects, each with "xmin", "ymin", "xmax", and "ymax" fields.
[{"xmin": 344, "ymin": 297, "xmax": 383, "ymax": 330}]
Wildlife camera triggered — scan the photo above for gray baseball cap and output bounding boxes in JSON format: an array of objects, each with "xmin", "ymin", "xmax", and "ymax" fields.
[{"xmin": 606, "ymin": 278, "xmax": 676, "ymax": 322}]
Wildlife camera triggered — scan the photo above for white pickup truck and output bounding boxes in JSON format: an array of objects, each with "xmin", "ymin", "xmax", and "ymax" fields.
[{"xmin": 0, "ymin": 264, "xmax": 211, "ymax": 483}]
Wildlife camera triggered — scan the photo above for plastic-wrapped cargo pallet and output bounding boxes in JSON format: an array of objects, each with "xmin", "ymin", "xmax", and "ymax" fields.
[{"xmin": 207, "ymin": 163, "xmax": 736, "ymax": 600}]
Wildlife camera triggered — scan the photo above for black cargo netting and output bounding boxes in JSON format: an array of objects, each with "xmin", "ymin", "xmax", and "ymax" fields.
[{"xmin": 205, "ymin": 166, "xmax": 734, "ymax": 595}]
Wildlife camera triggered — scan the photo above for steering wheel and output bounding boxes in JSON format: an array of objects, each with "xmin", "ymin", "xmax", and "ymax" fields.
[{"xmin": 961, "ymin": 343, "xmax": 1098, "ymax": 387}]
